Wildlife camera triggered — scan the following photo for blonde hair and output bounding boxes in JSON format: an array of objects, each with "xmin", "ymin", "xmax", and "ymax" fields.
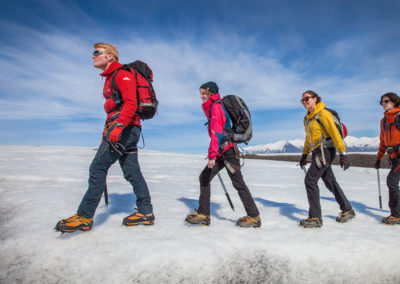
[
  {"xmin": 204, "ymin": 90, "xmax": 214, "ymax": 96},
  {"xmin": 93, "ymin": 42, "xmax": 119, "ymax": 62}
]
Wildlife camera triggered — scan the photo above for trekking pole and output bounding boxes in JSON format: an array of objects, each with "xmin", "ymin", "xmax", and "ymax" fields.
[
  {"xmin": 377, "ymin": 169, "xmax": 382, "ymax": 210},
  {"xmin": 104, "ymin": 182, "xmax": 109, "ymax": 207},
  {"xmin": 297, "ymin": 162, "xmax": 310, "ymax": 175},
  {"xmin": 217, "ymin": 173, "xmax": 235, "ymax": 211}
]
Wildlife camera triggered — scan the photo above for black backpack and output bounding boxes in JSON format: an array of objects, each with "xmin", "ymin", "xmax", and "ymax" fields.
[
  {"xmin": 111, "ymin": 60, "xmax": 158, "ymax": 120},
  {"xmin": 210, "ymin": 95, "xmax": 253, "ymax": 144}
]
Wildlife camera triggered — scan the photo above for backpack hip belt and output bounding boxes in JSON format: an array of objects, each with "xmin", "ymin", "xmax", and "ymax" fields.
[
  {"xmin": 220, "ymin": 141, "xmax": 230, "ymax": 151},
  {"xmin": 387, "ymin": 144, "xmax": 400, "ymax": 153}
]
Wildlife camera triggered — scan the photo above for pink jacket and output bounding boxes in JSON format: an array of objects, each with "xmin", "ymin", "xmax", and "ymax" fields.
[{"xmin": 202, "ymin": 93, "xmax": 233, "ymax": 159}]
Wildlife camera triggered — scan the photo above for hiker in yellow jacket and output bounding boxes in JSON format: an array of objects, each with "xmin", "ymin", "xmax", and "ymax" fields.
[{"xmin": 299, "ymin": 90, "xmax": 355, "ymax": 228}]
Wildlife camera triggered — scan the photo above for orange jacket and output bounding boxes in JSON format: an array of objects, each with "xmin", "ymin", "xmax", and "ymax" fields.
[{"xmin": 377, "ymin": 107, "xmax": 400, "ymax": 160}]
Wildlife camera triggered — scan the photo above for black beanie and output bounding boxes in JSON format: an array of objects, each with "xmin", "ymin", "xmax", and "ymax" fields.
[{"xmin": 200, "ymin": 81, "xmax": 219, "ymax": 94}]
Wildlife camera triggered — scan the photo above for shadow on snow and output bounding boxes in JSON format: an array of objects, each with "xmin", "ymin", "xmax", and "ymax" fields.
[
  {"xmin": 254, "ymin": 197, "xmax": 308, "ymax": 222},
  {"xmin": 94, "ymin": 193, "xmax": 136, "ymax": 226},
  {"xmin": 321, "ymin": 196, "xmax": 389, "ymax": 222},
  {"xmin": 178, "ymin": 197, "xmax": 236, "ymax": 223}
]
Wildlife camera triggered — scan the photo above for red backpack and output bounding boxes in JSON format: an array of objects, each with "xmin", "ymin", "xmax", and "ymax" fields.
[{"xmin": 111, "ymin": 60, "xmax": 158, "ymax": 120}]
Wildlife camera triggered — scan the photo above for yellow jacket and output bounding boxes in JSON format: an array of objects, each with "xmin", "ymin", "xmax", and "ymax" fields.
[{"xmin": 303, "ymin": 102, "xmax": 346, "ymax": 155}]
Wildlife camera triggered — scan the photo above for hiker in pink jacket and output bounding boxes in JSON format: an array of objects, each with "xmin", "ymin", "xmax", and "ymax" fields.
[{"xmin": 185, "ymin": 81, "xmax": 261, "ymax": 227}]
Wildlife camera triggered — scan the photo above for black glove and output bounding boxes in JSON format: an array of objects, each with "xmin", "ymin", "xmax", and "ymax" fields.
[
  {"xmin": 374, "ymin": 159, "xmax": 381, "ymax": 169},
  {"xmin": 340, "ymin": 154, "xmax": 350, "ymax": 170},
  {"xmin": 299, "ymin": 154, "xmax": 308, "ymax": 168}
]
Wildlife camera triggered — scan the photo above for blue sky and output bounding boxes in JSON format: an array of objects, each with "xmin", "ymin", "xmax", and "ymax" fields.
[{"xmin": 0, "ymin": 0, "xmax": 399, "ymax": 154}]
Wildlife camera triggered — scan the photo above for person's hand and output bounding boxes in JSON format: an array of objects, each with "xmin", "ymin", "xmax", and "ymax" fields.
[
  {"xmin": 208, "ymin": 159, "xmax": 216, "ymax": 169},
  {"xmin": 109, "ymin": 124, "xmax": 124, "ymax": 143},
  {"xmin": 374, "ymin": 159, "xmax": 381, "ymax": 169},
  {"xmin": 299, "ymin": 154, "xmax": 308, "ymax": 168},
  {"xmin": 340, "ymin": 154, "xmax": 350, "ymax": 170}
]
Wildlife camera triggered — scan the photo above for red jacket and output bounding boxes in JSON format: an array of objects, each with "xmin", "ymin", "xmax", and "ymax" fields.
[
  {"xmin": 202, "ymin": 93, "xmax": 233, "ymax": 159},
  {"xmin": 377, "ymin": 107, "xmax": 400, "ymax": 160},
  {"xmin": 102, "ymin": 62, "xmax": 141, "ymax": 127}
]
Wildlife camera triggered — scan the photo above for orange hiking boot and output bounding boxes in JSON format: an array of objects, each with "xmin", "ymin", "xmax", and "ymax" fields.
[
  {"xmin": 382, "ymin": 215, "xmax": 400, "ymax": 225},
  {"xmin": 185, "ymin": 209, "xmax": 210, "ymax": 226},
  {"xmin": 55, "ymin": 214, "xmax": 93, "ymax": 233},
  {"xmin": 123, "ymin": 212, "xmax": 155, "ymax": 226},
  {"xmin": 237, "ymin": 216, "xmax": 261, "ymax": 228}
]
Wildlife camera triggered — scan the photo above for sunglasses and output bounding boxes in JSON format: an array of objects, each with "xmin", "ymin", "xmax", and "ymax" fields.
[
  {"xmin": 92, "ymin": 50, "xmax": 107, "ymax": 56},
  {"xmin": 380, "ymin": 99, "xmax": 391, "ymax": 105},
  {"xmin": 300, "ymin": 96, "xmax": 314, "ymax": 104}
]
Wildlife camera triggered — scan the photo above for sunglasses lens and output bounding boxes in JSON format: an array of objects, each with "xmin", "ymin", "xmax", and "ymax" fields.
[
  {"xmin": 381, "ymin": 99, "xmax": 391, "ymax": 105},
  {"xmin": 93, "ymin": 50, "xmax": 100, "ymax": 56}
]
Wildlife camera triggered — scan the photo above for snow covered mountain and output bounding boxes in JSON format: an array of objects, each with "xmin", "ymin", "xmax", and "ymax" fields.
[{"xmin": 244, "ymin": 136, "xmax": 379, "ymax": 154}]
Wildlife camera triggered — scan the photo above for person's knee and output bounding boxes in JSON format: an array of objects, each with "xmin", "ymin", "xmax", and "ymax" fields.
[
  {"xmin": 122, "ymin": 165, "xmax": 141, "ymax": 182},
  {"xmin": 305, "ymin": 174, "xmax": 317, "ymax": 186},
  {"xmin": 231, "ymin": 178, "xmax": 247, "ymax": 191},
  {"xmin": 387, "ymin": 174, "xmax": 399, "ymax": 188},
  {"xmin": 199, "ymin": 171, "xmax": 211, "ymax": 186},
  {"xmin": 89, "ymin": 159, "xmax": 106, "ymax": 175}
]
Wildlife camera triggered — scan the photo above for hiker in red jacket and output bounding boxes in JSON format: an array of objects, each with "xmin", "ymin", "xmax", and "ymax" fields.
[
  {"xmin": 185, "ymin": 81, "xmax": 261, "ymax": 227},
  {"xmin": 55, "ymin": 43, "xmax": 154, "ymax": 233},
  {"xmin": 375, "ymin": 92, "xmax": 400, "ymax": 225}
]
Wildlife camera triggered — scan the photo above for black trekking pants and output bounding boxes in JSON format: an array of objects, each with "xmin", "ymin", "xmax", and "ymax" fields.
[
  {"xmin": 305, "ymin": 147, "xmax": 352, "ymax": 219},
  {"xmin": 198, "ymin": 148, "xmax": 260, "ymax": 217},
  {"xmin": 386, "ymin": 158, "xmax": 400, "ymax": 217}
]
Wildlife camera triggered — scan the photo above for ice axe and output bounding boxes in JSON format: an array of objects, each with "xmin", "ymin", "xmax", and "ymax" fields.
[
  {"xmin": 297, "ymin": 161, "xmax": 311, "ymax": 175},
  {"xmin": 104, "ymin": 182, "xmax": 109, "ymax": 207},
  {"xmin": 377, "ymin": 169, "xmax": 382, "ymax": 210},
  {"xmin": 217, "ymin": 173, "xmax": 235, "ymax": 211}
]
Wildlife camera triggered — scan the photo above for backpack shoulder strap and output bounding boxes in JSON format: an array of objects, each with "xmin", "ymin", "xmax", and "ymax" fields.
[
  {"xmin": 382, "ymin": 112, "xmax": 400, "ymax": 131},
  {"xmin": 314, "ymin": 113, "xmax": 324, "ymax": 129},
  {"xmin": 313, "ymin": 112, "xmax": 330, "ymax": 139},
  {"xmin": 395, "ymin": 112, "xmax": 400, "ymax": 131},
  {"xmin": 110, "ymin": 68, "xmax": 123, "ymax": 103}
]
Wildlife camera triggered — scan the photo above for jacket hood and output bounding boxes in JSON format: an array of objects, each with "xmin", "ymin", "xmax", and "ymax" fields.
[
  {"xmin": 202, "ymin": 93, "xmax": 222, "ymax": 117},
  {"xmin": 384, "ymin": 107, "xmax": 400, "ymax": 117},
  {"xmin": 100, "ymin": 61, "xmax": 123, "ymax": 77},
  {"xmin": 306, "ymin": 102, "xmax": 326, "ymax": 120}
]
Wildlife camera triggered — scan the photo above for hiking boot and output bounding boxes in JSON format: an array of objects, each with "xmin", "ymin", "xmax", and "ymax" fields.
[
  {"xmin": 336, "ymin": 209, "xmax": 356, "ymax": 223},
  {"xmin": 237, "ymin": 216, "xmax": 261, "ymax": 228},
  {"xmin": 185, "ymin": 210, "xmax": 210, "ymax": 226},
  {"xmin": 382, "ymin": 215, "xmax": 400, "ymax": 225},
  {"xmin": 123, "ymin": 212, "xmax": 155, "ymax": 226},
  {"xmin": 300, "ymin": 217, "xmax": 322, "ymax": 228},
  {"xmin": 55, "ymin": 214, "xmax": 93, "ymax": 233}
]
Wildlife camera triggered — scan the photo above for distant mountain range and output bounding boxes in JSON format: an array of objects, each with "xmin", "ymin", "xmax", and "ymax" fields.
[{"xmin": 243, "ymin": 136, "xmax": 379, "ymax": 154}]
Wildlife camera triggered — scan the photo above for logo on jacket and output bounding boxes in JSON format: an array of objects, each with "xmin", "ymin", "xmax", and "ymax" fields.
[{"xmin": 123, "ymin": 77, "xmax": 130, "ymax": 81}]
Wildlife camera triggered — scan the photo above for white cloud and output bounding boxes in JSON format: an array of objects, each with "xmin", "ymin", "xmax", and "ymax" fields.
[{"xmin": 0, "ymin": 20, "xmax": 399, "ymax": 144}]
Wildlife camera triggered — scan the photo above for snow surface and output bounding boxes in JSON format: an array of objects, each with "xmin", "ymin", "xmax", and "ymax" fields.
[{"xmin": 0, "ymin": 146, "xmax": 399, "ymax": 284}]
